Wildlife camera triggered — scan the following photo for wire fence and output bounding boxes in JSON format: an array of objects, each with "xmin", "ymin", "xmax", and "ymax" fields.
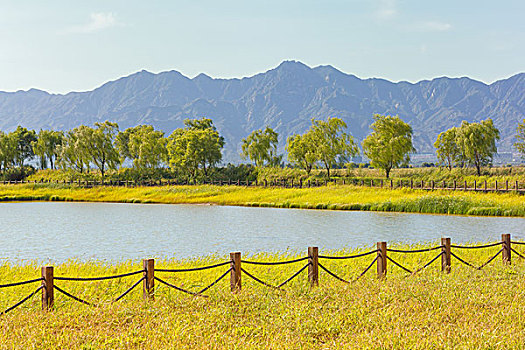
[
  {"xmin": 3, "ymin": 178, "xmax": 525, "ymax": 194},
  {"xmin": 1, "ymin": 234, "xmax": 523, "ymax": 314}
]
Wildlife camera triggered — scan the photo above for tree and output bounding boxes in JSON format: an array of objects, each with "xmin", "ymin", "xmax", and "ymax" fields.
[
  {"xmin": 515, "ymin": 119, "xmax": 525, "ymax": 159},
  {"xmin": 241, "ymin": 127, "xmax": 280, "ymax": 167},
  {"xmin": 455, "ymin": 119, "xmax": 500, "ymax": 175},
  {"xmin": 116, "ymin": 125, "xmax": 168, "ymax": 169},
  {"xmin": 167, "ymin": 118, "xmax": 224, "ymax": 178},
  {"xmin": 32, "ymin": 130, "xmax": 63, "ymax": 170},
  {"xmin": 86, "ymin": 121, "xmax": 120, "ymax": 178},
  {"xmin": 286, "ymin": 132, "xmax": 317, "ymax": 175},
  {"xmin": 11, "ymin": 126, "xmax": 37, "ymax": 167},
  {"xmin": 310, "ymin": 117, "xmax": 359, "ymax": 178},
  {"xmin": 434, "ymin": 127, "xmax": 461, "ymax": 170},
  {"xmin": 57, "ymin": 127, "xmax": 89, "ymax": 173},
  {"xmin": 0, "ymin": 131, "xmax": 17, "ymax": 172},
  {"xmin": 362, "ymin": 114, "xmax": 415, "ymax": 179}
]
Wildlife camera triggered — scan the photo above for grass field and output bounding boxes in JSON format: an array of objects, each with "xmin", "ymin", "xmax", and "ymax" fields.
[
  {"xmin": 2, "ymin": 245, "xmax": 525, "ymax": 349},
  {"xmin": 1, "ymin": 182, "xmax": 524, "ymax": 217}
]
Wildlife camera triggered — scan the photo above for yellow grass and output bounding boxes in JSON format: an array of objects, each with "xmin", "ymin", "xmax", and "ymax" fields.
[
  {"xmin": 2, "ymin": 245, "xmax": 525, "ymax": 349},
  {"xmin": 1, "ymin": 183, "xmax": 524, "ymax": 216}
]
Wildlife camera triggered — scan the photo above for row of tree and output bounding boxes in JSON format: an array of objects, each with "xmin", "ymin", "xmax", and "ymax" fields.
[{"xmin": 0, "ymin": 116, "xmax": 524, "ymax": 179}]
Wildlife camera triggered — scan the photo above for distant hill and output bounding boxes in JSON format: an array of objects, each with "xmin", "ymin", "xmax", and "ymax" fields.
[{"xmin": 0, "ymin": 61, "xmax": 523, "ymax": 163}]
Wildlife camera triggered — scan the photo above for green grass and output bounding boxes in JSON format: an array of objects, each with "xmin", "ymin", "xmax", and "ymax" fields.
[
  {"xmin": 1, "ymin": 182, "xmax": 525, "ymax": 217},
  {"xmin": 2, "ymin": 245, "xmax": 525, "ymax": 348}
]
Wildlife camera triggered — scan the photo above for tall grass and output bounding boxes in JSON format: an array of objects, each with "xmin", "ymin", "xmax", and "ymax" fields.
[
  {"xmin": 2, "ymin": 245, "xmax": 525, "ymax": 348},
  {"xmin": 1, "ymin": 183, "xmax": 524, "ymax": 217}
]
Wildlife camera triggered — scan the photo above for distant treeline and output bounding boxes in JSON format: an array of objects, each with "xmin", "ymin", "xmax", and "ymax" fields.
[{"xmin": 0, "ymin": 115, "xmax": 524, "ymax": 181}]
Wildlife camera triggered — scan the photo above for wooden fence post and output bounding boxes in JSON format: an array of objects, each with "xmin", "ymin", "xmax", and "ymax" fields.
[
  {"xmin": 230, "ymin": 252, "xmax": 241, "ymax": 292},
  {"xmin": 143, "ymin": 259, "xmax": 155, "ymax": 300},
  {"xmin": 502, "ymin": 234, "xmax": 511, "ymax": 265},
  {"xmin": 464, "ymin": 180, "xmax": 467, "ymax": 191},
  {"xmin": 506, "ymin": 180, "xmax": 509, "ymax": 191},
  {"xmin": 390, "ymin": 180, "xmax": 393, "ymax": 189},
  {"xmin": 453, "ymin": 180, "xmax": 456, "ymax": 190},
  {"xmin": 441, "ymin": 237, "xmax": 451, "ymax": 273},
  {"xmin": 474, "ymin": 180, "xmax": 477, "ymax": 191},
  {"xmin": 377, "ymin": 242, "xmax": 387, "ymax": 278},
  {"xmin": 41, "ymin": 266, "xmax": 54, "ymax": 310},
  {"xmin": 308, "ymin": 247, "xmax": 319, "ymax": 287}
]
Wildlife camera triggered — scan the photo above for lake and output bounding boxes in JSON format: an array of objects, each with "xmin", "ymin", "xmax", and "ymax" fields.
[{"xmin": 1, "ymin": 202, "xmax": 524, "ymax": 263}]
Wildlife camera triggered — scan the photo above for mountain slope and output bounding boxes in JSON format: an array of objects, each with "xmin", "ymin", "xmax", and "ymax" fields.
[{"xmin": 0, "ymin": 61, "xmax": 523, "ymax": 163}]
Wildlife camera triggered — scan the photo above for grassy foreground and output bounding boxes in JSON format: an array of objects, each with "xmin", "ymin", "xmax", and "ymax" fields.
[
  {"xmin": 2, "ymin": 246, "xmax": 525, "ymax": 349},
  {"xmin": 1, "ymin": 182, "xmax": 525, "ymax": 216}
]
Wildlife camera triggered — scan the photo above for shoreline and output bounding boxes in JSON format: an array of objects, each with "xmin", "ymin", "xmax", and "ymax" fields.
[{"xmin": 0, "ymin": 183, "xmax": 524, "ymax": 217}]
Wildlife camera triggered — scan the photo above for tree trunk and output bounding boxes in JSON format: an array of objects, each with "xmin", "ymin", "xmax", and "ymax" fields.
[{"xmin": 385, "ymin": 167, "xmax": 391, "ymax": 179}]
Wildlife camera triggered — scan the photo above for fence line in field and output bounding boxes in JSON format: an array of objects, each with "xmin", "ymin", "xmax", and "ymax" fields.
[
  {"xmin": 1, "ymin": 234, "xmax": 523, "ymax": 314},
  {"xmin": 2, "ymin": 178, "xmax": 525, "ymax": 194}
]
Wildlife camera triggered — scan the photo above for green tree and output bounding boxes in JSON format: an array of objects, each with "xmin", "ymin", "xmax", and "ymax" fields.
[
  {"xmin": 0, "ymin": 131, "xmax": 17, "ymax": 172},
  {"xmin": 11, "ymin": 126, "xmax": 37, "ymax": 167},
  {"xmin": 434, "ymin": 127, "xmax": 461, "ymax": 170},
  {"xmin": 167, "ymin": 118, "xmax": 224, "ymax": 178},
  {"xmin": 241, "ymin": 127, "xmax": 280, "ymax": 167},
  {"xmin": 32, "ymin": 130, "xmax": 63, "ymax": 170},
  {"xmin": 86, "ymin": 121, "xmax": 120, "ymax": 179},
  {"xmin": 116, "ymin": 125, "xmax": 167, "ymax": 169},
  {"xmin": 362, "ymin": 114, "xmax": 415, "ymax": 179},
  {"xmin": 286, "ymin": 132, "xmax": 317, "ymax": 175},
  {"xmin": 310, "ymin": 117, "xmax": 359, "ymax": 178},
  {"xmin": 456, "ymin": 119, "xmax": 500, "ymax": 175},
  {"xmin": 515, "ymin": 119, "xmax": 525, "ymax": 159},
  {"xmin": 57, "ymin": 127, "xmax": 89, "ymax": 173}
]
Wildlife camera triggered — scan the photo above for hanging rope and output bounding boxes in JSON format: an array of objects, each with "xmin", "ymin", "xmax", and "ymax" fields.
[
  {"xmin": 387, "ymin": 246, "xmax": 443, "ymax": 253},
  {"xmin": 156, "ymin": 261, "xmax": 231, "ymax": 273},
  {"xmin": 0, "ymin": 277, "xmax": 43, "ymax": 289},
  {"xmin": 318, "ymin": 249, "xmax": 378, "ymax": 260},
  {"xmin": 1, "ymin": 285, "xmax": 43, "ymax": 315},
  {"xmin": 240, "ymin": 256, "xmax": 308, "ymax": 265},
  {"xmin": 154, "ymin": 267, "xmax": 232, "ymax": 296},
  {"xmin": 55, "ymin": 270, "xmax": 145, "ymax": 281},
  {"xmin": 317, "ymin": 257, "xmax": 378, "ymax": 283},
  {"xmin": 450, "ymin": 242, "xmax": 502, "ymax": 249},
  {"xmin": 241, "ymin": 263, "xmax": 310, "ymax": 289},
  {"xmin": 450, "ymin": 249, "xmax": 503, "ymax": 270},
  {"xmin": 53, "ymin": 285, "xmax": 93, "ymax": 306}
]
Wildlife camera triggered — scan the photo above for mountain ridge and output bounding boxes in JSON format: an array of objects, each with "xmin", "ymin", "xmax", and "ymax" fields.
[{"xmin": 0, "ymin": 61, "xmax": 523, "ymax": 163}]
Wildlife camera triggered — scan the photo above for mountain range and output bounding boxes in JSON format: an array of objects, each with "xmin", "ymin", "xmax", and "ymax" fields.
[{"xmin": 0, "ymin": 61, "xmax": 523, "ymax": 163}]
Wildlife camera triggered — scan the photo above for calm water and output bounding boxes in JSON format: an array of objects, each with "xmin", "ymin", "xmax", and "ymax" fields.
[{"xmin": 1, "ymin": 202, "xmax": 524, "ymax": 263}]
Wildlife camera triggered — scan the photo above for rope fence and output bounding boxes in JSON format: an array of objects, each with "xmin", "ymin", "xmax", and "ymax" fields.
[{"xmin": 1, "ymin": 234, "xmax": 524, "ymax": 313}]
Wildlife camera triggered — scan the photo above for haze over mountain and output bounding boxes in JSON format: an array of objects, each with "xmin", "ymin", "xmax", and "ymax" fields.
[{"xmin": 0, "ymin": 61, "xmax": 523, "ymax": 163}]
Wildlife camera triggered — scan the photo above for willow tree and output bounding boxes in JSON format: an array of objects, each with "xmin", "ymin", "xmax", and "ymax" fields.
[
  {"xmin": 362, "ymin": 114, "xmax": 415, "ymax": 179},
  {"xmin": 286, "ymin": 132, "xmax": 317, "ymax": 175},
  {"xmin": 116, "ymin": 125, "xmax": 167, "ymax": 170},
  {"xmin": 241, "ymin": 127, "xmax": 280, "ymax": 167},
  {"xmin": 456, "ymin": 119, "xmax": 499, "ymax": 175},
  {"xmin": 434, "ymin": 127, "xmax": 461, "ymax": 170},
  {"xmin": 310, "ymin": 117, "xmax": 358, "ymax": 178},
  {"xmin": 167, "ymin": 118, "xmax": 224, "ymax": 178},
  {"xmin": 32, "ymin": 130, "xmax": 63, "ymax": 170}
]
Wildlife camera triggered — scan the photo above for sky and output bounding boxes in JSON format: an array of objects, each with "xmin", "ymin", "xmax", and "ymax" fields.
[{"xmin": 0, "ymin": 0, "xmax": 523, "ymax": 94}]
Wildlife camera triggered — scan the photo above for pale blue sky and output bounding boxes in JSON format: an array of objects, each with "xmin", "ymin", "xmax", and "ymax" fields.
[{"xmin": 0, "ymin": 0, "xmax": 523, "ymax": 93}]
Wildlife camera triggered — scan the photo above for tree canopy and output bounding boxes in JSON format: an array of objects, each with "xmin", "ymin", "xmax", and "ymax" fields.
[
  {"xmin": 434, "ymin": 127, "xmax": 461, "ymax": 170},
  {"xmin": 455, "ymin": 119, "xmax": 500, "ymax": 175},
  {"xmin": 241, "ymin": 127, "xmax": 280, "ymax": 167},
  {"xmin": 116, "ymin": 125, "xmax": 167, "ymax": 169},
  {"xmin": 167, "ymin": 118, "xmax": 224, "ymax": 178},
  {"xmin": 362, "ymin": 114, "xmax": 415, "ymax": 178}
]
